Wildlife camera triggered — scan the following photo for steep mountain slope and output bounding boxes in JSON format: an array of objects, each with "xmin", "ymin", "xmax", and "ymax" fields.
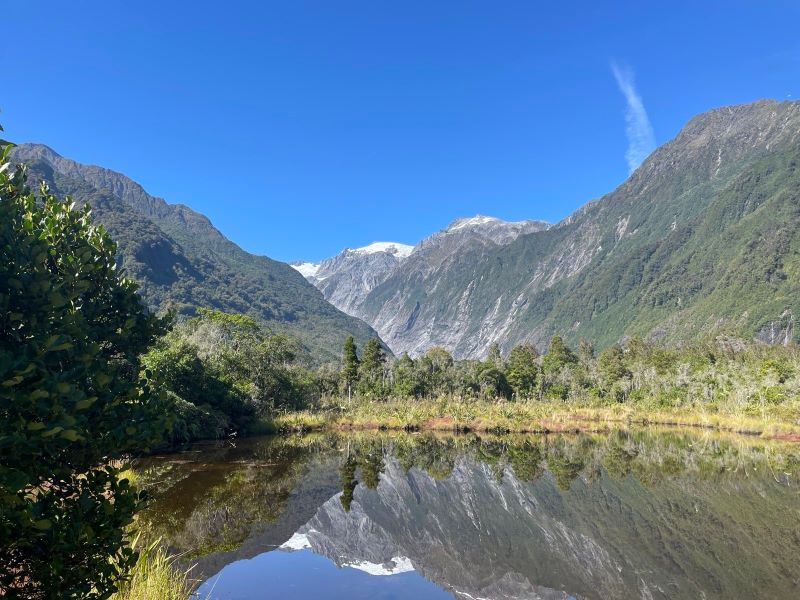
[
  {"xmin": 10, "ymin": 144, "xmax": 380, "ymax": 362},
  {"xmin": 291, "ymin": 242, "xmax": 414, "ymax": 315},
  {"xmin": 357, "ymin": 99, "xmax": 800, "ymax": 357},
  {"xmin": 295, "ymin": 216, "xmax": 549, "ymax": 356}
]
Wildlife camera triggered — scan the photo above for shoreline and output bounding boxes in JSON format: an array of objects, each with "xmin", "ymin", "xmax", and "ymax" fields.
[{"xmin": 265, "ymin": 401, "xmax": 800, "ymax": 442}]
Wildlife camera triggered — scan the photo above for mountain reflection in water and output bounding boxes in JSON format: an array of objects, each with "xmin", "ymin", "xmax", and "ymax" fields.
[{"xmin": 136, "ymin": 430, "xmax": 800, "ymax": 600}]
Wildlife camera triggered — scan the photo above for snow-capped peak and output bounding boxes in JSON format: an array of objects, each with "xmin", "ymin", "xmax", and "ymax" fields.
[
  {"xmin": 290, "ymin": 261, "xmax": 320, "ymax": 279},
  {"xmin": 279, "ymin": 531, "xmax": 313, "ymax": 551},
  {"xmin": 448, "ymin": 215, "xmax": 502, "ymax": 231},
  {"xmin": 343, "ymin": 556, "xmax": 415, "ymax": 576},
  {"xmin": 349, "ymin": 242, "xmax": 414, "ymax": 259}
]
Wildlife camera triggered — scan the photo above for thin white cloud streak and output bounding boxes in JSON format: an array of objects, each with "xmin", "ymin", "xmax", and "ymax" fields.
[{"xmin": 611, "ymin": 62, "xmax": 656, "ymax": 174}]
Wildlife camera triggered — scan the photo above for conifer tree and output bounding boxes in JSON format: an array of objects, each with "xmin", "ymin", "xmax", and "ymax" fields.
[
  {"xmin": 542, "ymin": 335, "xmax": 578, "ymax": 374},
  {"xmin": 486, "ymin": 342, "xmax": 504, "ymax": 368},
  {"xmin": 506, "ymin": 344, "xmax": 540, "ymax": 399},
  {"xmin": 359, "ymin": 338, "xmax": 386, "ymax": 397},
  {"xmin": 341, "ymin": 335, "xmax": 360, "ymax": 400}
]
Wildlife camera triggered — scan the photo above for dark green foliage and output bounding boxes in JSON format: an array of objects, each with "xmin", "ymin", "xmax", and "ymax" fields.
[
  {"xmin": 486, "ymin": 343, "xmax": 503, "ymax": 368},
  {"xmin": 474, "ymin": 365, "xmax": 512, "ymax": 400},
  {"xmin": 330, "ymin": 335, "xmax": 800, "ymax": 415},
  {"xmin": 597, "ymin": 345, "xmax": 631, "ymax": 400},
  {"xmin": 144, "ymin": 309, "xmax": 322, "ymax": 441},
  {"xmin": 141, "ymin": 329, "xmax": 253, "ymax": 443},
  {"xmin": 546, "ymin": 438, "xmax": 591, "ymax": 491},
  {"xmin": 359, "ymin": 447, "xmax": 385, "ymax": 490},
  {"xmin": 391, "ymin": 353, "xmax": 417, "ymax": 397},
  {"xmin": 602, "ymin": 431, "xmax": 639, "ymax": 479},
  {"xmin": 142, "ymin": 316, "xmax": 800, "ymax": 421},
  {"xmin": 542, "ymin": 336, "xmax": 578, "ymax": 374},
  {"xmin": 341, "ymin": 336, "xmax": 360, "ymax": 399},
  {"xmin": 506, "ymin": 345, "xmax": 539, "ymax": 399},
  {"xmin": 412, "ymin": 347, "xmax": 456, "ymax": 398},
  {"xmin": 0, "ymin": 144, "xmax": 168, "ymax": 598},
  {"xmin": 507, "ymin": 441, "xmax": 545, "ymax": 482},
  {"xmin": 509, "ymin": 113, "xmax": 800, "ymax": 350},
  {"xmin": 339, "ymin": 456, "xmax": 358, "ymax": 512},
  {"xmin": 578, "ymin": 339, "xmax": 595, "ymax": 364},
  {"xmin": 358, "ymin": 338, "xmax": 387, "ymax": 398}
]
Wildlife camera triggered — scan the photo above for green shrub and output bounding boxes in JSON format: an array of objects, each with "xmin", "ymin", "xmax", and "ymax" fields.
[{"xmin": 0, "ymin": 141, "xmax": 169, "ymax": 596}]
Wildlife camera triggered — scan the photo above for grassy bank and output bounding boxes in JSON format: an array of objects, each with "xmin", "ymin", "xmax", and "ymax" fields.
[{"xmin": 266, "ymin": 396, "xmax": 800, "ymax": 441}]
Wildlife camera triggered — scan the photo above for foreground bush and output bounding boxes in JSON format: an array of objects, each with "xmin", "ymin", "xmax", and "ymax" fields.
[{"xmin": 0, "ymin": 138, "xmax": 168, "ymax": 597}]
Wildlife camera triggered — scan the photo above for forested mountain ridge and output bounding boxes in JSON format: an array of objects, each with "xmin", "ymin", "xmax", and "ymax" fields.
[
  {"xmin": 341, "ymin": 99, "xmax": 800, "ymax": 358},
  {"xmin": 9, "ymin": 143, "xmax": 381, "ymax": 362}
]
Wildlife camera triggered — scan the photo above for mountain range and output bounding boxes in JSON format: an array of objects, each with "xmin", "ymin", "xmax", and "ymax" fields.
[
  {"xmin": 8, "ymin": 144, "xmax": 379, "ymax": 363},
  {"xmin": 10, "ymin": 98, "xmax": 800, "ymax": 362},
  {"xmin": 293, "ymin": 99, "xmax": 800, "ymax": 358},
  {"xmin": 291, "ymin": 241, "xmax": 415, "ymax": 316}
]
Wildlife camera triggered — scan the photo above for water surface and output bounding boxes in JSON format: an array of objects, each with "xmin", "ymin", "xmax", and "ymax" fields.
[{"xmin": 137, "ymin": 430, "xmax": 800, "ymax": 599}]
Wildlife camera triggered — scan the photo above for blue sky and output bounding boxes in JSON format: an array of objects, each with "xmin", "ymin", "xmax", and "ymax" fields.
[{"xmin": 4, "ymin": 1, "xmax": 800, "ymax": 261}]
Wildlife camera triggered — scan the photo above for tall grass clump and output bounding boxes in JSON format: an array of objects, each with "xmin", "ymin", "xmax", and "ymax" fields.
[{"xmin": 111, "ymin": 537, "xmax": 195, "ymax": 600}]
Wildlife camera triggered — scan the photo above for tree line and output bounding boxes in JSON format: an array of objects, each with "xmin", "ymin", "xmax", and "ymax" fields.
[
  {"xmin": 145, "ymin": 310, "xmax": 800, "ymax": 445},
  {"xmin": 335, "ymin": 333, "xmax": 800, "ymax": 410}
]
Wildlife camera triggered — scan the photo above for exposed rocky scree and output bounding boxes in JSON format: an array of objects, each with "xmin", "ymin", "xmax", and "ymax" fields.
[{"xmin": 293, "ymin": 215, "xmax": 550, "ymax": 357}]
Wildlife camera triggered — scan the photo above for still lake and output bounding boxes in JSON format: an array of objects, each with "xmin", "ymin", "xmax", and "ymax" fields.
[{"xmin": 136, "ymin": 429, "xmax": 800, "ymax": 600}]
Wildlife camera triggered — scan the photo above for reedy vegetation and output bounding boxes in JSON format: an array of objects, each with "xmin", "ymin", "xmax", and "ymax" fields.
[
  {"xmin": 149, "ymin": 312, "xmax": 800, "ymax": 440},
  {"xmin": 108, "ymin": 537, "xmax": 194, "ymax": 600}
]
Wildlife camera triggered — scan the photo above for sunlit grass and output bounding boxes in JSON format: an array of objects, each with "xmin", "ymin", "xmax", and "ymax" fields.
[
  {"xmin": 108, "ymin": 459, "xmax": 140, "ymax": 487},
  {"xmin": 257, "ymin": 395, "xmax": 800, "ymax": 440},
  {"xmin": 111, "ymin": 537, "xmax": 196, "ymax": 600}
]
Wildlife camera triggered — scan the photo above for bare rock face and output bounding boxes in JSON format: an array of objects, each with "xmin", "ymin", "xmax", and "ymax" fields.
[
  {"xmin": 294, "ymin": 217, "xmax": 549, "ymax": 357},
  {"xmin": 357, "ymin": 216, "xmax": 550, "ymax": 357},
  {"xmin": 755, "ymin": 310, "xmax": 795, "ymax": 346},
  {"xmin": 292, "ymin": 242, "xmax": 415, "ymax": 316}
]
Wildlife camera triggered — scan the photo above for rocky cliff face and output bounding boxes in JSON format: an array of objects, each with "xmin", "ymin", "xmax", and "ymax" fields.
[
  {"xmin": 295, "ymin": 216, "xmax": 549, "ymax": 357},
  {"xmin": 331, "ymin": 100, "xmax": 800, "ymax": 358},
  {"xmin": 289, "ymin": 456, "xmax": 799, "ymax": 600},
  {"xmin": 292, "ymin": 242, "xmax": 415, "ymax": 316},
  {"xmin": 357, "ymin": 216, "xmax": 549, "ymax": 357}
]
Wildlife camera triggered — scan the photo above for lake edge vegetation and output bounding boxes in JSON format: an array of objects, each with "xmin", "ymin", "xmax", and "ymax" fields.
[{"xmin": 149, "ymin": 311, "xmax": 800, "ymax": 442}]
